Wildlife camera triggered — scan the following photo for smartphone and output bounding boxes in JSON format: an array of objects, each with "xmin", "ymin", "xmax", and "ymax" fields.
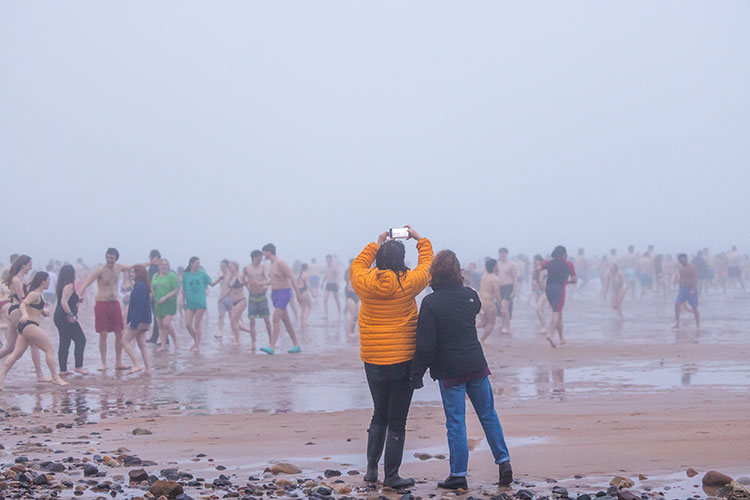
[{"xmin": 389, "ymin": 227, "xmax": 409, "ymax": 239}]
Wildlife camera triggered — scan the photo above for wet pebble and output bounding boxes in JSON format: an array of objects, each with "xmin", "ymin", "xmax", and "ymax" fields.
[
  {"xmin": 129, "ymin": 469, "xmax": 149, "ymax": 483},
  {"xmin": 324, "ymin": 469, "xmax": 341, "ymax": 478},
  {"xmin": 702, "ymin": 471, "xmax": 733, "ymax": 487},
  {"xmin": 616, "ymin": 490, "xmax": 639, "ymax": 500},
  {"xmin": 552, "ymin": 486, "xmax": 569, "ymax": 497},
  {"xmin": 516, "ymin": 489, "xmax": 534, "ymax": 500},
  {"xmin": 132, "ymin": 428, "xmax": 153, "ymax": 436},
  {"xmin": 83, "ymin": 464, "xmax": 99, "ymax": 477}
]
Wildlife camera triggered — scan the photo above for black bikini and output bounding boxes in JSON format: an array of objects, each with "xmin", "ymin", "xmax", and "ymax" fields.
[
  {"xmin": 231, "ymin": 279, "xmax": 245, "ymax": 306},
  {"xmin": 17, "ymin": 296, "xmax": 45, "ymax": 335}
]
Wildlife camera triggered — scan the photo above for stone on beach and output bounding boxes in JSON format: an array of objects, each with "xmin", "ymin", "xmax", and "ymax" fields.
[
  {"xmin": 687, "ymin": 468, "xmax": 699, "ymax": 477},
  {"xmin": 129, "ymin": 469, "xmax": 150, "ymax": 482},
  {"xmin": 703, "ymin": 470, "xmax": 734, "ymax": 487},
  {"xmin": 133, "ymin": 427, "xmax": 153, "ymax": 435},
  {"xmin": 609, "ymin": 477, "xmax": 635, "ymax": 489},
  {"xmin": 271, "ymin": 462, "xmax": 302, "ymax": 474},
  {"xmin": 717, "ymin": 481, "xmax": 750, "ymax": 500},
  {"xmin": 616, "ymin": 490, "xmax": 639, "ymax": 500},
  {"xmin": 149, "ymin": 479, "xmax": 184, "ymax": 499}
]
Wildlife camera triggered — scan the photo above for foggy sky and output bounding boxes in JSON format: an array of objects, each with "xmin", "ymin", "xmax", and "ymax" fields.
[{"xmin": 2, "ymin": 1, "xmax": 748, "ymax": 272}]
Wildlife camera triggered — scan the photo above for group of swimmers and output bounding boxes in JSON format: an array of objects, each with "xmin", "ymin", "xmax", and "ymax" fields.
[{"xmin": 0, "ymin": 243, "xmax": 744, "ymax": 389}]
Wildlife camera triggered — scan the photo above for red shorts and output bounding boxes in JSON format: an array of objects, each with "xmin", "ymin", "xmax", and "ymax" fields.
[{"xmin": 95, "ymin": 301, "xmax": 124, "ymax": 333}]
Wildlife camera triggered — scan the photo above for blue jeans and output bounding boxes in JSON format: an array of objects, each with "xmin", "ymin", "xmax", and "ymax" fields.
[{"xmin": 438, "ymin": 375, "xmax": 510, "ymax": 477}]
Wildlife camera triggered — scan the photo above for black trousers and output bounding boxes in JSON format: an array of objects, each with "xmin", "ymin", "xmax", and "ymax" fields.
[
  {"xmin": 55, "ymin": 318, "xmax": 86, "ymax": 371},
  {"xmin": 364, "ymin": 361, "xmax": 414, "ymax": 433}
]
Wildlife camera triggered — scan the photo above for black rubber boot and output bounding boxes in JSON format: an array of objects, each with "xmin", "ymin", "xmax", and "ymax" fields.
[
  {"xmin": 364, "ymin": 423, "xmax": 387, "ymax": 483},
  {"xmin": 498, "ymin": 460, "xmax": 513, "ymax": 486},
  {"xmin": 438, "ymin": 475, "xmax": 468, "ymax": 490},
  {"xmin": 383, "ymin": 429, "xmax": 415, "ymax": 489}
]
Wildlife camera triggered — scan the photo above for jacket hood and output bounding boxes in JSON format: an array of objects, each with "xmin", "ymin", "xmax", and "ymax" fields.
[{"xmin": 361, "ymin": 267, "xmax": 409, "ymax": 297}]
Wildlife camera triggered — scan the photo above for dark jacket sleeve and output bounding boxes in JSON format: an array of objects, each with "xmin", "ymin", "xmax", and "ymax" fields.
[
  {"xmin": 411, "ymin": 298, "xmax": 438, "ymax": 388},
  {"xmin": 127, "ymin": 283, "xmax": 147, "ymax": 329}
]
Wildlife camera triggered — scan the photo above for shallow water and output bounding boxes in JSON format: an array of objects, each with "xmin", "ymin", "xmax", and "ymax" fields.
[{"xmin": 1, "ymin": 285, "xmax": 748, "ymax": 419}]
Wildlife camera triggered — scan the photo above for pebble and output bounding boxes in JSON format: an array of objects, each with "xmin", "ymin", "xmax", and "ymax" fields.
[
  {"xmin": 516, "ymin": 489, "xmax": 534, "ymax": 500},
  {"xmin": 702, "ymin": 471, "xmax": 733, "ymax": 487},
  {"xmin": 324, "ymin": 469, "xmax": 341, "ymax": 478},
  {"xmin": 149, "ymin": 480, "xmax": 184, "ymax": 499},
  {"xmin": 129, "ymin": 469, "xmax": 150, "ymax": 482},
  {"xmin": 132, "ymin": 428, "xmax": 153, "ymax": 436},
  {"xmin": 610, "ymin": 477, "xmax": 635, "ymax": 489},
  {"xmin": 552, "ymin": 486, "xmax": 569, "ymax": 497},
  {"xmin": 84, "ymin": 463, "xmax": 99, "ymax": 477},
  {"xmin": 271, "ymin": 463, "xmax": 302, "ymax": 475},
  {"xmin": 616, "ymin": 491, "xmax": 640, "ymax": 500}
]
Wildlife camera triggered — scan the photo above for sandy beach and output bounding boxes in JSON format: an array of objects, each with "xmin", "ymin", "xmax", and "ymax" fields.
[{"xmin": 1, "ymin": 286, "xmax": 749, "ymax": 500}]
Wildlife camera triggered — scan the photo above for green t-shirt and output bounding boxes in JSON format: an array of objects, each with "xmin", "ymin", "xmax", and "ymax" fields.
[
  {"xmin": 182, "ymin": 269, "xmax": 212, "ymax": 310},
  {"xmin": 151, "ymin": 272, "xmax": 179, "ymax": 317}
]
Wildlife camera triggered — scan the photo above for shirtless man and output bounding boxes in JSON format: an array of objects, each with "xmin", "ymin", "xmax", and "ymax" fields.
[
  {"xmin": 78, "ymin": 248, "xmax": 131, "ymax": 371},
  {"xmin": 240, "ymin": 250, "xmax": 272, "ymax": 346},
  {"xmin": 259, "ymin": 243, "xmax": 302, "ymax": 355},
  {"xmin": 600, "ymin": 249, "xmax": 617, "ymax": 300},
  {"xmin": 637, "ymin": 252, "xmax": 654, "ymax": 300},
  {"xmin": 215, "ymin": 259, "xmax": 231, "ymax": 339},
  {"xmin": 726, "ymin": 246, "xmax": 744, "ymax": 291},
  {"xmin": 496, "ymin": 248, "xmax": 517, "ymax": 334},
  {"xmin": 479, "ymin": 258, "xmax": 503, "ymax": 341},
  {"xmin": 322, "ymin": 254, "xmax": 341, "ymax": 319},
  {"xmin": 574, "ymin": 248, "xmax": 589, "ymax": 292},
  {"xmin": 673, "ymin": 253, "xmax": 699, "ymax": 332},
  {"xmin": 623, "ymin": 245, "xmax": 638, "ymax": 298}
]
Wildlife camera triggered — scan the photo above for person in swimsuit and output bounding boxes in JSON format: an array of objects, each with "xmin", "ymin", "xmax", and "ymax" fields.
[
  {"xmin": 217, "ymin": 261, "xmax": 247, "ymax": 346},
  {"xmin": 478, "ymin": 259, "xmax": 502, "ymax": 342},
  {"xmin": 673, "ymin": 253, "xmax": 700, "ymax": 332},
  {"xmin": 531, "ymin": 255, "xmax": 548, "ymax": 334},
  {"xmin": 0, "ymin": 255, "xmax": 47, "ymax": 381},
  {"xmin": 121, "ymin": 265, "xmax": 153, "ymax": 375},
  {"xmin": 241, "ymin": 250, "xmax": 272, "ymax": 348},
  {"xmin": 344, "ymin": 259, "xmax": 360, "ymax": 335},
  {"xmin": 54, "ymin": 264, "xmax": 89, "ymax": 375},
  {"xmin": 297, "ymin": 264, "xmax": 312, "ymax": 330},
  {"xmin": 151, "ymin": 259, "xmax": 180, "ymax": 352},
  {"xmin": 496, "ymin": 248, "xmax": 517, "ymax": 335},
  {"xmin": 259, "ymin": 243, "xmax": 302, "ymax": 355},
  {"xmin": 0, "ymin": 272, "xmax": 68, "ymax": 390},
  {"xmin": 215, "ymin": 259, "xmax": 231, "ymax": 339},
  {"xmin": 78, "ymin": 248, "xmax": 132, "ymax": 372},
  {"xmin": 608, "ymin": 264, "xmax": 626, "ymax": 317},
  {"xmin": 541, "ymin": 246, "xmax": 577, "ymax": 348},
  {"xmin": 182, "ymin": 257, "xmax": 215, "ymax": 352},
  {"xmin": 322, "ymin": 254, "xmax": 341, "ymax": 320}
]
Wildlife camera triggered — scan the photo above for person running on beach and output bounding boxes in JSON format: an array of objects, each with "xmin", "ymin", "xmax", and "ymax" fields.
[
  {"xmin": 478, "ymin": 259, "xmax": 502, "ymax": 342},
  {"xmin": 297, "ymin": 264, "xmax": 312, "ymax": 330},
  {"xmin": 350, "ymin": 225, "xmax": 433, "ymax": 488},
  {"xmin": 0, "ymin": 255, "xmax": 47, "ymax": 380},
  {"xmin": 322, "ymin": 254, "xmax": 341, "ymax": 320},
  {"xmin": 182, "ymin": 257, "xmax": 214, "ymax": 352},
  {"xmin": 541, "ymin": 245, "xmax": 577, "ymax": 348},
  {"xmin": 151, "ymin": 259, "xmax": 180, "ymax": 352},
  {"xmin": 608, "ymin": 264, "xmax": 626, "ymax": 317},
  {"xmin": 496, "ymin": 248, "xmax": 517, "ymax": 334},
  {"xmin": 727, "ymin": 246, "xmax": 745, "ymax": 291},
  {"xmin": 121, "ymin": 265, "xmax": 152, "ymax": 375},
  {"xmin": 531, "ymin": 255, "xmax": 548, "ymax": 334},
  {"xmin": 217, "ymin": 261, "xmax": 247, "ymax": 346},
  {"xmin": 673, "ymin": 253, "xmax": 700, "ymax": 332},
  {"xmin": 241, "ymin": 250, "xmax": 272, "ymax": 348},
  {"xmin": 215, "ymin": 259, "xmax": 231, "ymax": 339},
  {"xmin": 78, "ymin": 248, "xmax": 132, "ymax": 371},
  {"xmin": 0, "ymin": 272, "xmax": 69, "ymax": 390},
  {"xmin": 54, "ymin": 264, "xmax": 88, "ymax": 375},
  {"xmin": 259, "ymin": 243, "xmax": 302, "ymax": 355}
]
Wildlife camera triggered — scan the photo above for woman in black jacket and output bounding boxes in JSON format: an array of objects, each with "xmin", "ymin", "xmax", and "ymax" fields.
[{"xmin": 411, "ymin": 250, "xmax": 512, "ymax": 490}]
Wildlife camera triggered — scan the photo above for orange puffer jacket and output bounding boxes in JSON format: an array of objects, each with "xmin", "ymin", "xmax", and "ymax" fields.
[{"xmin": 350, "ymin": 238, "xmax": 433, "ymax": 365}]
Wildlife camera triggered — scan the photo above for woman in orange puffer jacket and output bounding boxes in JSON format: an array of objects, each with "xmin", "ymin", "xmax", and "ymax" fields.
[{"xmin": 350, "ymin": 225, "xmax": 433, "ymax": 488}]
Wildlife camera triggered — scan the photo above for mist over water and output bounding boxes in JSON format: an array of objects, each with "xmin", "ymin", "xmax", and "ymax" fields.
[{"xmin": 2, "ymin": 2, "xmax": 749, "ymax": 268}]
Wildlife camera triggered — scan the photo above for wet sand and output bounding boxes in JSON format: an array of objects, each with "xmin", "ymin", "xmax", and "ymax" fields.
[{"xmin": 1, "ymin": 285, "xmax": 749, "ymax": 499}]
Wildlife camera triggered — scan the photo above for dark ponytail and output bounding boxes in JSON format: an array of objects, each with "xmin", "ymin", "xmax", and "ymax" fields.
[{"xmin": 26, "ymin": 271, "xmax": 49, "ymax": 295}]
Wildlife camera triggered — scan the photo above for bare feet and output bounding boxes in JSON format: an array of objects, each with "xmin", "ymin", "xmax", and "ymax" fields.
[
  {"xmin": 74, "ymin": 367, "xmax": 90, "ymax": 375},
  {"xmin": 37, "ymin": 376, "xmax": 53, "ymax": 383},
  {"xmin": 559, "ymin": 338, "xmax": 567, "ymax": 345},
  {"xmin": 115, "ymin": 364, "xmax": 130, "ymax": 371},
  {"xmin": 545, "ymin": 336, "xmax": 557, "ymax": 348},
  {"xmin": 189, "ymin": 344, "xmax": 199, "ymax": 352},
  {"xmin": 671, "ymin": 323, "xmax": 680, "ymax": 330},
  {"xmin": 231, "ymin": 342, "xmax": 240, "ymax": 346},
  {"xmin": 98, "ymin": 364, "xmax": 107, "ymax": 371},
  {"xmin": 59, "ymin": 371, "xmax": 71, "ymax": 376},
  {"xmin": 51, "ymin": 377, "xmax": 69, "ymax": 387},
  {"xmin": 539, "ymin": 328, "xmax": 547, "ymax": 335},
  {"xmin": 174, "ymin": 342, "xmax": 180, "ymax": 349},
  {"xmin": 129, "ymin": 365, "xmax": 143, "ymax": 374},
  {"xmin": 144, "ymin": 368, "xmax": 152, "ymax": 377},
  {"xmin": 156, "ymin": 347, "xmax": 166, "ymax": 353}
]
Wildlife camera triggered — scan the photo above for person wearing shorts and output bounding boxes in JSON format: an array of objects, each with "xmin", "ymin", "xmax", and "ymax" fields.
[
  {"xmin": 182, "ymin": 257, "xmax": 215, "ymax": 351},
  {"xmin": 673, "ymin": 253, "xmax": 700, "ymax": 332},
  {"xmin": 260, "ymin": 243, "xmax": 302, "ymax": 355},
  {"xmin": 322, "ymin": 254, "xmax": 342, "ymax": 319},
  {"xmin": 78, "ymin": 248, "xmax": 131, "ymax": 371},
  {"xmin": 247, "ymin": 292, "xmax": 270, "ymax": 319},
  {"xmin": 541, "ymin": 246, "xmax": 576, "ymax": 348}
]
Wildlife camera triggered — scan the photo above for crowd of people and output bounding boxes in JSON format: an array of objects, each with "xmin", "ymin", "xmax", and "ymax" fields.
[{"xmin": 0, "ymin": 230, "xmax": 747, "ymax": 488}]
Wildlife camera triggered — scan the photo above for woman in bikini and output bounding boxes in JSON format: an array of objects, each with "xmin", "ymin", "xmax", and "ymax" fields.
[
  {"xmin": 0, "ymin": 255, "xmax": 47, "ymax": 381},
  {"xmin": 218, "ymin": 261, "xmax": 247, "ymax": 346},
  {"xmin": 0, "ymin": 271, "xmax": 68, "ymax": 389}
]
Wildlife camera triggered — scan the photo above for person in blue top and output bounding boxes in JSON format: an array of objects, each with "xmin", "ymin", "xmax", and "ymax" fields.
[
  {"xmin": 182, "ymin": 256, "xmax": 216, "ymax": 352},
  {"xmin": 122, "ymin": 265, "xmax": 152, "ymax": 376}
]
